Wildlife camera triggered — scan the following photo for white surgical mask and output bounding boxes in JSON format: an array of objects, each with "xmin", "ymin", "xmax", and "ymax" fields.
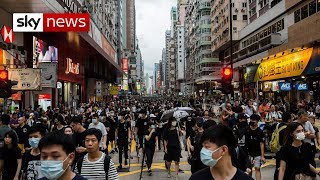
[
  {"xmin": 172, "ymin": 121, "xmax": 177, "ymax": 127},
  {"xmin": 295, "ymin": 132, "xmax": 305, "ymax": 140}
]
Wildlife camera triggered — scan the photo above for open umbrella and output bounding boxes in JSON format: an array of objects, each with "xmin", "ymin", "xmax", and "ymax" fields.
[{"xmin": 160, "ymin": 107, "xmax": 194, "ymax": 121}]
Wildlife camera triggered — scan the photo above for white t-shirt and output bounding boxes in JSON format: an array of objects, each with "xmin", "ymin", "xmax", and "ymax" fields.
[{"xmin": 88, "ymin": 122, "xmax": 107, "ymax": 147}]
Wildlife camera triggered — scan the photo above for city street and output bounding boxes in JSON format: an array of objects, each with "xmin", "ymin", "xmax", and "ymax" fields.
[{"xmin": 112, "ymin": 145, "xmax": 320, "ymax": 180}]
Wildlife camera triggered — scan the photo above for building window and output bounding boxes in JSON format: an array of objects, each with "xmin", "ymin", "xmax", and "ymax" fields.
[
  {"xmin": 309, "ymin": 0, "xmax": 316, "ymax": 16},
  {"xmin": 243, "ymin": 15, "xmax": 248, "ymax": 20},
  {"xmin": 294, "ymin": 9, "xmax": 301, "ymax": 23},
  {"xmin": 233, "ymin": 27, "xmax": 237, "ymax": 33},
  {"xmin": 301, "ymin": 5, "xmax": 308, "ymax": 20},
  {"xmin": 231, "ymin": 3, "xmax": 235, "ymax": 8},
  {"xmin": 233, "ymin": 15, "xmax": 237, "ymax": 20},
  {"xmin": 242, "ymin": 2, "xmax": 247, "ymax": 7}
]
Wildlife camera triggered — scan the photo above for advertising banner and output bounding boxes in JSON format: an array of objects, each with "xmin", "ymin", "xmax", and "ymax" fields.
[
  {"xmin": 306, "ymin": 47, "xmax": 320, "ymax": 75},
  {"xmin": 244, "ymin": 65, "xmax": 259, "ymax": 84},
  {"xmin": 39, "ymin": 63, "xmax": 57, "ymax": 88},
  {"xmin": 38, "ymin": 94, "xmax": 51, "ymax": 111},
  {"xmin": 33, "ymin": 36, "xmax": 58, "ymax": 68},
  {"xmin": 296, "ymin": 83, "xmax": 308, "ymax": 91},
  {"xmin": 8, "ymin": 68, "xmax": 41, "ymax": 90},
  {"xmin": 254, "ymin": 48, "xmax": 313, "ymax": 81},
  {"xmin": 278, "ymin": 82, "xmax": 292, "ymax": 91},
  {"xmin": 110, "ymin": 86, "xmax": 119, "ymax": 95}
]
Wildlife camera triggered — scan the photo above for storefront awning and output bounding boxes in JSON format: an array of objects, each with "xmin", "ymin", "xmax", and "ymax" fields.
[{"xmin": 195, "ymin": 75, "xmax": 220, "ymax": 84}]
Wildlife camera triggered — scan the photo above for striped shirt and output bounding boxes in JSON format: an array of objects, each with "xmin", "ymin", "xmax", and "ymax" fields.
[{"xmin": 74, "ymin": 153, "xmax": 119, "ymax": 180}]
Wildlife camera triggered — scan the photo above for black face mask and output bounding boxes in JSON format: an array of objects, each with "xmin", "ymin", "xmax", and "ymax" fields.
[
  {"xmin": 238, "ymin": 121, "xmax": 247, "ymax": 128},
  {"xmin": 249, "ymin": 121, "xmax": 256, "ymax": 127}
]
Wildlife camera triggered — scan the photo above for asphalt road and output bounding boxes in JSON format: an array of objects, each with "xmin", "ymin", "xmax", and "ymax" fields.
[{"xmin": 109, "ymin": 143, "xmax": 285, "ymax": 180}]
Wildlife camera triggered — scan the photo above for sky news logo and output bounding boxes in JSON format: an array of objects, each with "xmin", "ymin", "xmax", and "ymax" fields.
[{"xmin": 13, "ymin": 13, "xmax": 90, "ymax": 32}]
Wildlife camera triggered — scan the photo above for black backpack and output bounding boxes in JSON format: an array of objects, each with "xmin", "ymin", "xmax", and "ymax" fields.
[{"xmin": 75, "ymin": 154, "xmax": 111, "ymax": 179}]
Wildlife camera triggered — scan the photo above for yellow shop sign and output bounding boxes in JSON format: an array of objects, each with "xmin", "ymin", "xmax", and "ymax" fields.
[{"xmin": 254, "ymin": 48, "xmax": 313, "ymax": 81}]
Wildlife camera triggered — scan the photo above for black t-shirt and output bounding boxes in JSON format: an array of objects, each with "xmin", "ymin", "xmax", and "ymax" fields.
[
  {"xmin": 117, "ymin": 121, "xmax": 131, "ymax": 141},
  {"xmin": 245, "ymin": 127, "xmax": 264, "ymax": 157},
  {"xmin": 163, "ymin": 128, "xmax": 180, "ymax": 149},
  {"xmin": 232, "ymin": 106, "xmax": 244, "ymax": 114},
  {"xmin": 73, "ymin": 131, "xmax": 86, "ymax": 147},
  {"xmin": 136, "ymin": 117, "xmax": 149, "ymax": 136},
  {"xmin": 280, "ymin": 143, "xmax": 315, "ymax": 178},
  {"xmin": 190, "ymin": 131, "xmax": 203, "ymax": 159},
  {"xmin": 39, "ymin": 174, "xmax": 88, "ymax": 180},
  {"xmin": 16, "ymin": 124, "xmax": 30, "ymax": 145},
  {"xmin": 190, "ymin": 167, "xmax": 253, "ymax": 180},
  {"xmin": 1, "ymin": 147, "xmax": 22, "ymax": 179},
  {"xmin": 21, "ymin": 151, "xmax": 42, "ymax": 180},
  {"xmin": 145, "ymin": 130, "xmax": 157, "ymax": 148}
]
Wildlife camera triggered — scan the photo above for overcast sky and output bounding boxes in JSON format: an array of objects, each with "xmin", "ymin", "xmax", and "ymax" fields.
[{"xmin": 136, "ymin": 0, "xmax": 177, "ymax": 77}]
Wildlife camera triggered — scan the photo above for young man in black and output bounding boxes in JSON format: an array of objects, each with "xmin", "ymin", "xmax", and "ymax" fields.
[
  {"xmin": 115, "ymin": 112, "xmax": 131, "ymax": 170},
  {"xmin": 144, "ymin": 122, "xmax": 158, "ymax": 176},
  {"xmin": 70, "ymin": 115, "xmax": 87, "ymax": 162},
  {"xmin": 135, "ymin": 109, "xmax": 149, "ymax": 157},
  {"xmin": 245, "ymin": 114, "xmax": 265, "ymax": 180},
  {"xmin": 190, "ymin": 125, "xmax": 253, "ymax": 180},
  {"xmin": 16, "ymin": 113, "xmax": 30, "ymax": 153},
  {"xmin": 21, "ymin": 125, "xmax": 46, "ymax": 180}
]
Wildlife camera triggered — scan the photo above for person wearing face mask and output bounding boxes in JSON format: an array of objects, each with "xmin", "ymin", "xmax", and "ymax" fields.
[
  {"xmin": 232, "ymin": 113, "xmax": 249, "ymax": 149},
  {"xmin": 163, "ymin": 117, "xmax": 181, "ymax": 178},
  {"xmin": 135, "ymin": 109, "xmax": 149, "ymax": 158},
  {"xmin": 190, "ymin": 125, "xmax": 253, "ymax": 180},
  {"xmin": 88, "ymin": 114, "xmax": 107, "ymax": 152},
  {"xmin": 115, "ymin": 112, "xmax": 131, "ymax": 170},
  {"xmin": 21, "ymin": 125, "xmax": 46, "ymax": 180},
  {"xmin": 187, "ymin": 119, "xmax": 206, "ymax": 174},
  {"xmin": 106, "ymin": 111, "xmax": 117, "ymax": 154},
  {"xmin": 278, "ymin": 122, "xmax": 320, "ymax": 180},
  {"xmin": 144, "ymin": 122, "xmax": 158, "ymax": 176},
  {"xmin": 245, "ymin": 114, "xmax": 265, "ymax": 180},
  {"xmin": 37, "ymin": 131, "xmax": 87, "ymax": 180}
]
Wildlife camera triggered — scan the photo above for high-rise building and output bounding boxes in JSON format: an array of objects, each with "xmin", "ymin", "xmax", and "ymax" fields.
[
  {"xmin": 185, "ymin": 0, "xmax": 218, "ymax": 95},
  {"xmin": 165, "ymin": 30, "xmax": 171, "ymax": 90},
  {"xmin": 175, "ymin": 0, "xmax": 188, "ymax": 92},
  {"xmin": 153, "ymin": 63, "xmax": 159, "ymax": 93}
]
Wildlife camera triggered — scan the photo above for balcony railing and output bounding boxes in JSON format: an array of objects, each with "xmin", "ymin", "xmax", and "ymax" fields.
[
  {"xmin": 249, "ymin": 13, "xmax": 257, "ymax": 22},
  {"xmin": 259, "ymin": 5, "xmax": 269, "ymax": 16},
  {"xmin": 249, "ymin": 0, "xmax": 257, "ymax": 9}
]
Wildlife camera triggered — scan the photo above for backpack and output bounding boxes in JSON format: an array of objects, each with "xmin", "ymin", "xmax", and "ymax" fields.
[
  {"xmin": 75, "ymin": 154, "xmax": 111, "ymax": 179},
  {"xmin": 270, "ymin": 123, "xmax": 287, "ymax": 153}
]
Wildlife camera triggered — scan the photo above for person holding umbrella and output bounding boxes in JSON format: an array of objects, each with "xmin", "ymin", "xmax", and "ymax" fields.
[{"xmin": 164, "ymin": 117, "xmax": 181, "ymax": 178}]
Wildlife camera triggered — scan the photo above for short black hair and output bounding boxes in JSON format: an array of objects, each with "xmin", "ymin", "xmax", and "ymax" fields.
[
  {"xmin": 38, "ymin": 131, "xmax": 75, "ymax": 154},
  {"xmin": 203, "ymin": 120, "xmax": 217, "ymax": 130},
  {"xmin": 71, "ymin": 115, "xmax": 83, "ymax": 124},
  {"xmin": 84, "ymin": 128, "xmax": 102, "ymax": 142},
  {"xmin": 0, "ymin": 114, "xmax": 10, "ymax": 125},
  {"xmin": 250, "ymin": 114, "xmax": 261, "ymax": 121},
  {"xmin": 28, "ymin": 124, "xmax": 46, "ymax": 137},
  {"xmin": 201, "ymin": 125, "xmax": 237, "ymax": 154}
]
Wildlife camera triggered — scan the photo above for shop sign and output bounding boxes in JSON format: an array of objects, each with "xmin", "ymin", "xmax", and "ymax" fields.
[
  {"xmin": 254, "ymin": 48, "xmax": 313, "ymax": 81},
  {"xmin": 65, "ymin": 58, "xmax": 80, "ymax": 74},
  {"xmin": 262, "ymin": 82, "xmax": 272, "ymax": 92},
  {"xmin": 296, "ymin": 83, "xmax": 308, "ymax": 91},
  {"xmin": 8, "ymin": 68, "xmax": 41, "ymax": 90},
  {"xmin": 39, "ymin": 63, "xmax": 57, "ymax": 88},
  {"xmin": 1, "ymin": 25, "xmax": 14, "ymax": 43},
  {"xmin": 110, "ymin": 86, "xmax": 119, "ymax": 95},
  {"xmin": 278, "ymin": 82, "xmax": 292, "ymax": 91},
  {"xmin": 306, "ymin": 47, "xmax": 320, "ymax": 75},
  {"xmin": 57, "ymin": 82, "xmax": 62, "ymax": 89},
  {"xmin": 39, "ymin": 94, "xmax": 51, "ymax": 100},
  {"xmin": 244, "ymin": 65, "xmax": 259, "ymax": 84},
  {"xmin": 272, "ymin": 81, "xmax": 280, "ymax": 92}
]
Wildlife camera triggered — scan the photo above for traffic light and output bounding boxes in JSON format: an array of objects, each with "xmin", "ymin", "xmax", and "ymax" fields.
[
  {"xmin": 0, "ymin": 70, "xmax": 17, "ymax": 98},
  {"xmin": 221, "ymin": 67, "xmax": 233, "ymax": 94}
]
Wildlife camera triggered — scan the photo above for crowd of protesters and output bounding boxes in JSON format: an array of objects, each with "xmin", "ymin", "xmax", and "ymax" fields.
[{"xmin": 0, "ymin": 97, "xmax": 319, "ymax": 179}]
